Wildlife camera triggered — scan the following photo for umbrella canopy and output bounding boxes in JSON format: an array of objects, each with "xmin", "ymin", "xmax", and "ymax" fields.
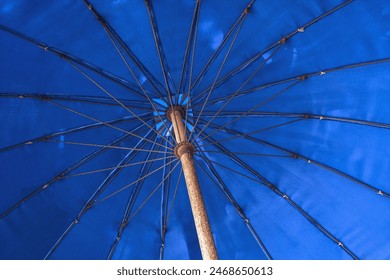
[{"xmin": 0, "ymin": 0, "xmax": 389, "ymax": 260}]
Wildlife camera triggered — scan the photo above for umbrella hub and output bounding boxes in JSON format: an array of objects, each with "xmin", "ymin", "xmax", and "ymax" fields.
[
  {"xmin": 174, "ymin": 141, "xmax": 195, "ymax": 159},
  {"xmin": 166, "ymin": 105, "xmax": 190, "ymax": 144},
  {"xmin": 166, "ymin": 105, "xmax": 185, "ymax": 121},
  {"xmin": 167, "ymin": 106, "xmax": 196, "ymax": 159}
]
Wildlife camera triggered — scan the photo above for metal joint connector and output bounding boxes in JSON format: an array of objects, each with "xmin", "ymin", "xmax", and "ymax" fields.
[{"xmin": 174, "ymin": 141, "xmax": 195, "ymax": 159}]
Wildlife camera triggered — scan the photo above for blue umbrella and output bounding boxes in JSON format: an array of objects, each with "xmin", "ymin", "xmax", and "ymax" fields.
[{"xmin": 0, "ymin": 0, "xmax": 389, "ymax": 260}]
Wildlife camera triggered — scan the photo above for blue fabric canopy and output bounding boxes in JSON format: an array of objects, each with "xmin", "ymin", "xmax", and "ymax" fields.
[{"xmin": 0, "ymin": 0, "xmax": 389, "ymax": 260}]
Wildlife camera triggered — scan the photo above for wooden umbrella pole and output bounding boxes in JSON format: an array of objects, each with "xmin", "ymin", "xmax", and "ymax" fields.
[{"xmin": 168, "ymin": 106, "xmax": 218, "ymax": 260}]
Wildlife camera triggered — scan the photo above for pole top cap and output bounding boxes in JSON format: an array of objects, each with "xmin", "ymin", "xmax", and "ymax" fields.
[{"xmin": 166, "ymin": 105, "xmax": 185, "ymax": 121}]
